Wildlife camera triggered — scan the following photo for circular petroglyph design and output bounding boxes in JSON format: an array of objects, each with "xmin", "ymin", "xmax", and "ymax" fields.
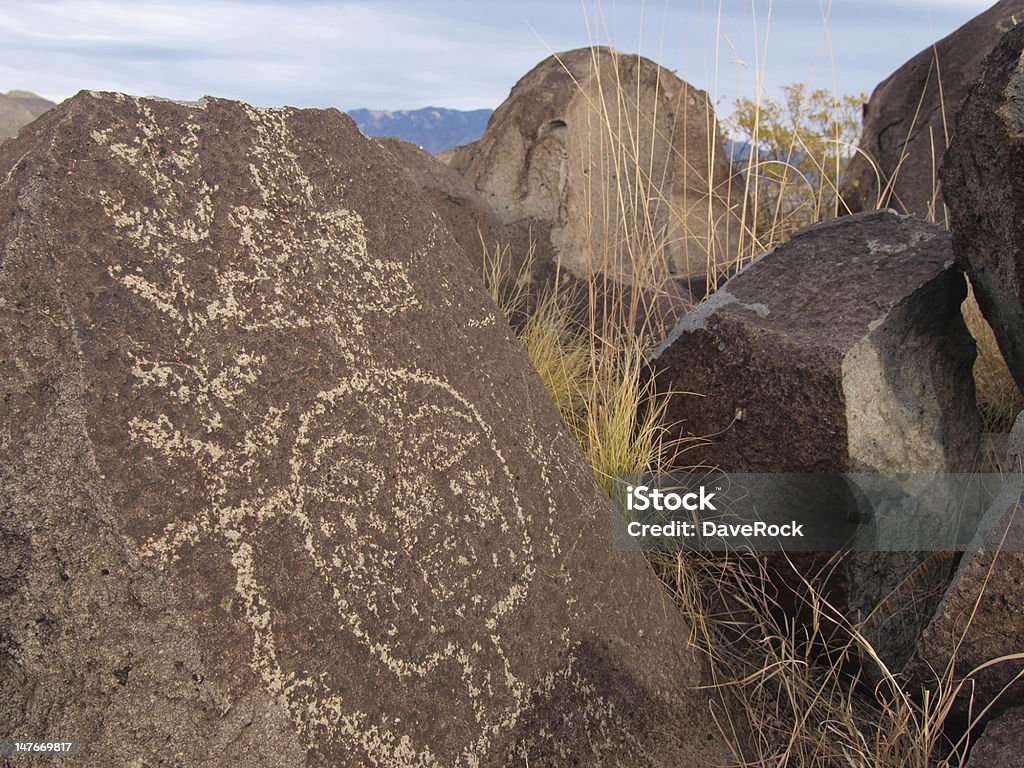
[
  {"xmin": 288, "ymin": 367, "xmax": 534, "ymax": 674},
  {"xmin": 88, "ymin": 96, "xmax": 551, "ymax": 760}
]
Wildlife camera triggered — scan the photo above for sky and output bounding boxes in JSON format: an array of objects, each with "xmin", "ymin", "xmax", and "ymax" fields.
[{"xmin": 0, "ymin": 0, "xmax": 999, "ymax": 115}]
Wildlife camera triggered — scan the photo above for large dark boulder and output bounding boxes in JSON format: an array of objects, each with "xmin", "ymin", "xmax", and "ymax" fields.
[
  {"xmin": 844, "ymin": 1, "xmax": 1024, "ymax": 222},
  {"xmin": 649, "ymin": 210, "xmax": 981, "ymax": 669},
  {"xmin": 0, "ymin": 92, "xmax": 724, "ymax": 766},
  {"xmin": 943, "ymin": 22, "xmax": 1024, "ymax": 392},
  {"xmin": 651, "ymin": 210, "xmax": 979, "ymax": 476}
]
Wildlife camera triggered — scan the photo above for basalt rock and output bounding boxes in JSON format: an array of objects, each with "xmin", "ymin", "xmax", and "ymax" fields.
[
  {"xmin": 651, "ymin": 211, "xmax": 978, "ymax": 476},
  {"xmin": 451, "ymin": 46, "xmax": 743, "ymax": 286},
  {"xmin": 0, "ymin": 92, "xmax": 725, "ymax": 767},
  {"xmin": 378, "ymin": 136, "xmax": 508, "ymax": 272},
  {"xmin": 942, "ymin": 22, "xmax": 1024, "ymax": 392},
  {"xmin": 966, "ymin": 706, "xmax": 1024, "ymax": 767},
  {"xmin": 649, "ymin": 210, "xmax": 981, "ymax": 670},
  {"xmin": 909, "ymin": 412, "xmax": 1024, "ymax": 724},
  {"xmin": 844, "ymin": 0, "xmax": 1024, "ymax": 222}
]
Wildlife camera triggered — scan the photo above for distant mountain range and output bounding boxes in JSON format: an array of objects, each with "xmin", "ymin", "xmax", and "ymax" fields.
[
  {"xmin": 348, "ymin": 107, "xmax": 492, "ymax": 154},
  {"xmin": 0, "ymin": 90, "xmax": 55, "ymax": 139}
]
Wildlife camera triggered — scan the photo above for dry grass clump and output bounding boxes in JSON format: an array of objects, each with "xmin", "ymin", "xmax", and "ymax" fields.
[
  {"xmin": 653, "ymin": 550, "xmax": 1002, "ymax": 768},
  {"xmin": 480, "ymin": 7, "xmax": 1024, "ymax": 761},
  {"xmin": 962, "ymin": 282, "xmax": 1024, "ymax": 434}
]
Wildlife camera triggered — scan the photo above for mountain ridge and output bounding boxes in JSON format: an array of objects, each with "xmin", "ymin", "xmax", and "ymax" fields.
[{"xmin": 348, "ymin": 106, "xmax": 492, "ymax": 154}]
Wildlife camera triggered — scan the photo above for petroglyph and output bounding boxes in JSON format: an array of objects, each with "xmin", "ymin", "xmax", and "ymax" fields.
[
  {"xmin": 85, "ymin": 96, "xmax": 565, "ymax": 761},
  {"xmin": 3, "ymin": 92, "xmax": 718, "ymax": 766}
]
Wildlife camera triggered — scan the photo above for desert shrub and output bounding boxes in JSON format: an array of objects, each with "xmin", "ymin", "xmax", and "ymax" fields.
[{"xmin": 728, "ymin": 83, "xmax": 865, "ymax": 246}]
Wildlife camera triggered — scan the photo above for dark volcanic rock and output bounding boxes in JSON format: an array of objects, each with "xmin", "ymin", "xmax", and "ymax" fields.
[
  {"xmin": 651, "ymin": 210, "xmax": 979, "ymax": 476},
  {"xmin": 844, "ymin": 0, "xmax": 1024, "ymax": 222},
  {"xmin": 378, "ymin": 136, "xmax": 508, "ymax": 272},
  {"xmin": 943, "ymin": 22, "xmax": 1024, "ymax": 392},
  {"xmin": 451, "ymin": 46, "xmax": 743, "ymax": 284},
  {"xmin": 650, "ymin": 210, "xmax": 981, "ymax": 669},
  {"xmin": 966, "ymin": 706, "xmax": 1024, "ymax": 767},
  {"xmin": 910, "ymin": 412, "xmax": 1024, "ymax": 723},
  {"xmin": 0, "ymin": 91, "xmax": 723, "ymax": 766}
]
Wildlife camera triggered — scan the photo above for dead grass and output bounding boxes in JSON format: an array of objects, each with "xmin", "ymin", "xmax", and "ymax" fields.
[
  {"xmin": 962, "ymin": 281, "xmax": 1024, "ymax": 434},
  {"xmin": 483, "ymin": 3, "xmax": 1024, "ymax": 763}
]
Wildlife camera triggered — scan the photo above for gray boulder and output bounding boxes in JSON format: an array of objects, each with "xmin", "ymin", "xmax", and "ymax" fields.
[
  {"xmin": 0, "ymin": 91, "xmax": 724, "ymax": 766},
  {"xmin": 943, "ymin": 22, "xmax": 1024, "ymax": 392},
  {"xmin": 910, "ymin": 412, "xmax": 1024, "ymax": 722},
  {"xmin": 649, "ymin": 210, "xmax": 981, "ymax": 670},
  {"xmin": 451, "ymin": 46, "xmax": 743, "ymax": 286},
  {"xmin": 844, "ymin": 0, "xmax": 1024, "ymax": 222}
]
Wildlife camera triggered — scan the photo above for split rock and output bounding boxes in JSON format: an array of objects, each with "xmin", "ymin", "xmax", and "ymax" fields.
[{"xmin": 943, "ymin": 22, "xmax": 1024, "ymax": 392}]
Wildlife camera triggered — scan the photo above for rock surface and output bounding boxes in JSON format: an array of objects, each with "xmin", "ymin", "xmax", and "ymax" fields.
[
  {"xmin": 0, "ymin": 89, "xmax": 55, "ymax": 139},
  {"xmin": 649, "ymin": 210, "xmax": 980, "ymax": 669},
  {"xmin": 844, "ymin": 0, "xmax": 1024, "ymax": 222},
  {"xmin": 967, "ymin": 706, "xmax": 1024, "ymax": 767},
  {"xmin": 911, "ymin": 411, "xmax": 1024, "ymax": 723},
  {"xmin": 0, "ymin": 92, "xmax": 724, "ymax": 766},
  {"xmin": 942, "ymin": 22, "xmax": 1024, "ymax": 392},
  {"xmin": 450, "ymin": 46, "xmax": 742, "ymax": 285},
  {"xmin": 651, "ymin": 210, "xmax": 979, "ymax": 476},
  {"xmin": 378, "ymin": 137, "xmax": 508, "ymax": 272}
]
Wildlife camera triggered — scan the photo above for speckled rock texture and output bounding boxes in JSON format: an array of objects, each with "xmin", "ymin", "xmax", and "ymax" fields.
[
  {"xmin": 966, "ymin": 706, "xmax": 1024, "ymax": 767},
  {"xmin": 450, "ymin": 46, "xmax": 743, "ymax": 285},
  {"xmin": 843, "ymin": 0, "xmax": 1024, "ymax": 222},
  {"xmin": 650, "ymin": 210, "xmax": 979, "ymax": 476},
  {"xmin": 909, "ymin": 412, "xmax": 1024, "ymax": 724},
  {"xmin": 649, "ymin": 210, "xmax": 980, "ymax": 671},
  {"xmin": 943, "ymin": 22, "xmax": 1024, "ymax": 392},
  {"xmin": 0, "ymin": 92, "xmax": 725, "ymax": 767},
  {"xmin": 377, "ymin": 136, "xmax": 508, "ymax": 273}
]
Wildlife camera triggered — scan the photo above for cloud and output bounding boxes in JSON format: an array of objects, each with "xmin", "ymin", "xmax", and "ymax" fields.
[{"xmin": 0, "ymin": 0, "xmax": 999, "ymax": 111}]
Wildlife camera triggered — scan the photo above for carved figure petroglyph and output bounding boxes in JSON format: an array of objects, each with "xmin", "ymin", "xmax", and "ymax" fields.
[{"xmin": 84, "ymin": 97, "xmax": 608, "ymax": 762}]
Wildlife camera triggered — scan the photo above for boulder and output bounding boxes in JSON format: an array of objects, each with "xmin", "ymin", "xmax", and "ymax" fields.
[
  {"xmin": 942, "ymin": 22, "xmax": 1024, "ymax": 392},
  {"xmin": 910, "ymin": 412, "xmax": 1024, "ymax": 722},
  {"xmin": 649, "ymin": 210, "xmax": 981, "ymax": 668},
  {"xmin": 451, "ymin": 46, "xmax": 743, "ymax": 286},
  {"xmin": 0, "ymin": 92, "xmax": 725, "ymax": 766},
  {"xmin": 967, "ymin": 706, "xmax": 1024, "ymax": 767},
  {"xmin": 377, "ymin": 136, "xmax": 508, "ymax": 272},
  {"xmin": 844, "ymin": 0, "xmax": 1024, "ymax": 222},
  {"xmin": 650, "ymin": 210, "xmax": 979, "ymax": 476}
]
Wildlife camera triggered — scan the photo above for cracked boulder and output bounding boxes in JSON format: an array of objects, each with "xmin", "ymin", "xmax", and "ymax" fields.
[
  {"xmin": 449, "ymin": 46, "xmax": 743, "ymax": 288},
  {"xmin": 843, "ymin": 0, "xmax": 1024, "ymax": 222},
  {"xmin": 651, "ymin": 210, "xmax": 979, "ymax": 476},
  {"xmin": 649, "ymin": 210, "xmax": 981, "ymax": 669},
  {"xmin": 0, "ymin": 92, "xmax": 726, "ymax": 767},
  {"xmin": 943, "ymin": 22, "xmax": 1024, "ymax": 392},
  {"xmin": 908, "ymin": 411, "xmax": 1024, "ymax": 723}
]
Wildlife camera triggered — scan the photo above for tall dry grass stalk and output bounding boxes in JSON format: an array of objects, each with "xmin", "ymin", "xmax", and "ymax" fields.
[{"xmin": 488, "ymin": 3, "xmax": 1023, "ymax": 763}]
